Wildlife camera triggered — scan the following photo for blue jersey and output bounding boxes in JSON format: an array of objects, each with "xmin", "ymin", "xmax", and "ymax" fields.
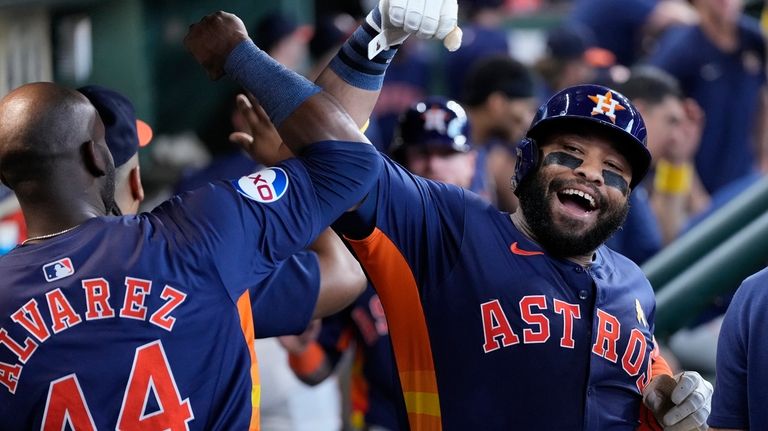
[
  {"xmin": 710, "ymin": 266, "xmax": 768, "ymax": 429},
  {"xmin": 0, "ymin": 141, "xmax": 380, "ymax": 430},
  {"xmin": 252, "ymin": 251, "xmax": 320, "ymax": 339},
  {"xmin": 648, "ymin": 18, "xmax": 767, "ymax": 194},
  {"xmin": 314, "ymin": 286, "xmax": 406, "ymax": 429},
  {"xmin": 335, "ymin": 156, "xmax": 665, "ymax": 430}
]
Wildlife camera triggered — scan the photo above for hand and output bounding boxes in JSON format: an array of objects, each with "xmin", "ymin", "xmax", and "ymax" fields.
[
  {"xmin": 368, "ymin": 0, "xmax": 462, "ymax": 59},
  {"xmin": 229, "ymin": 93, "xmax": 293, "ymax": 166},
  {"xmin": 184, "ymin": 11, "xmax": 249, "ymax": 80},
  {"xmin": 278, "ymin": 320, "xmax": 322, "ymax": 354},
  {"xmin": 643, "ymin": 372, "xmax": 713, "ymax": 430},
  {"xmin": 665, "ymin": 98, "xmax": 704, "ymax": 164}
]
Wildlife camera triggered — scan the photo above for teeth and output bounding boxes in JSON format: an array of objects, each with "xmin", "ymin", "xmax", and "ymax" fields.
[{"xmin": 561, "ymin": 188, "xmax": 596, "ymax": 209}]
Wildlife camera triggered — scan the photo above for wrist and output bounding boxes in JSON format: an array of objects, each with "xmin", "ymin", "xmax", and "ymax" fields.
[
  {"xmin": 224, "ymin": 40, "xmax": 321, "ymax": 127},
  {"xmin": 654, "ymin": 159, "xmax": 693, "ymax": 195},
  {"xmin": 328, "ymin": 13, "xmax": 400, "ymax": 91}
]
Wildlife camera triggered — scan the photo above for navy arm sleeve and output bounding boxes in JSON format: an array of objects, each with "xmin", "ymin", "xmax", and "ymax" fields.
[
  {"xmin": 251, "ymin": 251, "xmax": 321, "ymax": 338},
  {"xmin": 151, "ymin": 140, "xmax": 380, "ymax": 301}
]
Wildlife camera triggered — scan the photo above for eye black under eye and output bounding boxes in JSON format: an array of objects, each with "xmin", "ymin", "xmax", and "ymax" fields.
[{"xmin": 603, "ymin": 170, "xmax": 629, "ymax": 194}]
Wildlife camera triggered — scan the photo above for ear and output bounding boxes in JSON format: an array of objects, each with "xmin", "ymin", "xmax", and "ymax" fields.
[
  {"xmin": 82, "ymin": 140, "xmax": 107, "ymax": 177},
  {"xmin": 129, "ymin": 165, "xmax": 144, "ymax": 203}
]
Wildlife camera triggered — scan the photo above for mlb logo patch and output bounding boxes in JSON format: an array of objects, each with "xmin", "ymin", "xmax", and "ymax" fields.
[
  {"xmin": 234, "ymin": 167, "xmax": 289, "ymax": 203},
  {"xmin": 43, "ymin": 258, "xmax": 74, "ymax": 283}
]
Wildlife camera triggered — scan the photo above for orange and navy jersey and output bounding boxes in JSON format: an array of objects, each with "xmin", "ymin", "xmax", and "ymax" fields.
[
  {"xmin": 0, "ymin": 142, "xmax": 380, "ymax": 430},
  {"xmin": 334, "ymin": 155, "xmax": 664, "ymax": 430},
  {"xmin": 316, "ymin": 286, "xmax": 407, "ymax": 429}
]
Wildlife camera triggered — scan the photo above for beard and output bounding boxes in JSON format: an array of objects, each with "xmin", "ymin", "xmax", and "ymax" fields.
[
  {"xmin": 99, "ymin": 146, "xmax": 120, "ymax": 216},
  {"xmin": 516, "ymin": 171, "xmax": 629, "ymax": 258}
]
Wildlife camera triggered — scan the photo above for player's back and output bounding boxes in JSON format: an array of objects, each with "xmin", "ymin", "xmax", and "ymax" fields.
[{"xmin": 0, "ymin": 212, "xmax": 258, "ymax": 430}]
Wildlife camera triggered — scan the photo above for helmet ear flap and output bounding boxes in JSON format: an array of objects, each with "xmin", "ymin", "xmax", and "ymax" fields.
[{"xmin": 512, "ymin": 137, "xmax": 539, "ymax": 195}]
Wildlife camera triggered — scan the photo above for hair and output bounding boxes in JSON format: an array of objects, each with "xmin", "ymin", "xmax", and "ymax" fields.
[
  {"xmin": 615, "ymin": 65, "xmax": 683, "ymax": 106},
  {"xmin": 462, "ymin": 55, "xmax": 535, "ymax": 107}
]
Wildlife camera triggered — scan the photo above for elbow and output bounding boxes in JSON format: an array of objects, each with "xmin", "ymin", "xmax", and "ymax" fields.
[{"xmin": 313, "ymin": 258, "xmax": 367, "ymax": 319}]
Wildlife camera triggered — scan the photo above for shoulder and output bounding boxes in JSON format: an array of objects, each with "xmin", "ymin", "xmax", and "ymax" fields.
[
  {"xmin": 597, "ymin": 246, "xmax": 652, "ymax": 288},
  {"xmin": 734, "ymin": 267, "xmax": 768, "ymax": 305}
]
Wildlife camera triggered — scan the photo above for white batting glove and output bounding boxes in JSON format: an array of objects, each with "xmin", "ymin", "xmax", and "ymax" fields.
[
  {"xmin": 643, "ymin": 371, "xmax": 713, "ymax": 431},
  {"xmin": 368, "ymin": 0, "xmax": 462, "ymax": 59}
]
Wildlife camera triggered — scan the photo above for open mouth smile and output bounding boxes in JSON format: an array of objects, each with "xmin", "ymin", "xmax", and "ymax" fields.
[{"xmin": 556, "ymin": 187, "xmax": 599, "ymax": 217}]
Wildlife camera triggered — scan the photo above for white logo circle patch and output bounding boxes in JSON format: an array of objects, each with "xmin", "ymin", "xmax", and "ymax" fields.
[{"xmin": 235, "ymin": 167, "xmax": 290, "ymax": 203}]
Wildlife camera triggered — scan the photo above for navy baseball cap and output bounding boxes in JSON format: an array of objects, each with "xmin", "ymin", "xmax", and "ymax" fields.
[
  {"xmin": 77, "ymin": 85, "xmax": 153, "ymax": 168},
  {"xmin": 546, "ymin": 25, "xmax": 616, "ymax": 68},
  {"xmin": 253, "ymin": 11, "xmax": 312, "ymax": 53}
]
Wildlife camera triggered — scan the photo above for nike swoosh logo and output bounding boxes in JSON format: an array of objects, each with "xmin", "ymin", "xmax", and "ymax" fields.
[{"xmin": 510, "ymin": 242, "xmax": 544, "ymax": 256}]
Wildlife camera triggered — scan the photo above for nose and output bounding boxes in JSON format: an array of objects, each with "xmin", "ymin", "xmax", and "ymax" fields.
[{"xmin": 573, "ymin": 157, "xmax": 604, "ymax": 186}]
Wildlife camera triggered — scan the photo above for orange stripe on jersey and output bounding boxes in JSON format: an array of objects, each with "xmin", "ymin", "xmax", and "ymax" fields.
[
  {"xmin": 236, "ymin": 292, "xmax": 260, "ymax": 431},
  {"xmin": 347, "ymin": 228, "xmax": 442, "ymax": 430},
  {"xmin": 337, "ymin": 326, "xmax": 354, "ymax": 351},
  {"xmin": 350, "ymin": 346, "xmax": 370, "ymax": 426},
  {"xmin": 636, "ymin": 338, "xmax": 669, "ymax": 431},
  {"xmin": 650, "ymin": 341, "xmax": 673, "ymax": 378}
]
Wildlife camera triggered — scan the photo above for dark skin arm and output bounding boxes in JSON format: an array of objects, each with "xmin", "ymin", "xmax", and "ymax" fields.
[
  {"xmin": 230, "ymin": 93, "xmax": 367, "ymax": 319},
  {"xmin": 184, "ymin": 11, "xmax": 370, "ymax": 156}
]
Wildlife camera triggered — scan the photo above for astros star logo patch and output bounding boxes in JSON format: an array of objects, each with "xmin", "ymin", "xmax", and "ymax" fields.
[
  {"xmin": 588, "ymin": 90, "xmax": 625, "ymax": 124},
  {"xmin": 423, "ymin": 106, "xmax": 449, "ymax": 133}
]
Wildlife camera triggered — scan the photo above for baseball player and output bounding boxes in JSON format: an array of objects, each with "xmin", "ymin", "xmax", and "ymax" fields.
[
  {"xmin": 0, "ymin": 12, "xmax": 380, "ymax": 430},
  {"xmin": 79, "ymin": 84, "xmax": 365, "ymax": 342},
  {"xmin": 277, "ymin": 0, "xmax": 714, "ymax": 428},
  {"xmin": 284, "ymin": 98, "xmax": 478, "ymax": 430},
  {"xmin": 709, "ymin": 266, "xmax": 768, "ymax": 430},
  {"xmin": 76, "ymin": 85, "xmax": 153, "ymax": 216}
]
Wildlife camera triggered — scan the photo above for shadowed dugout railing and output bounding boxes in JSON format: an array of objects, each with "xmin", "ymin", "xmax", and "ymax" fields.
[{"xmin": 642, "ymin": 176, "xmax": 768, "ymax": 339}]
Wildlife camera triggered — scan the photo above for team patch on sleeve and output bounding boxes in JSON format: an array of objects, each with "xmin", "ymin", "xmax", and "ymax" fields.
[{"xmin": 233, "ymin": 167, "xmax": 290, "ymax": 203}]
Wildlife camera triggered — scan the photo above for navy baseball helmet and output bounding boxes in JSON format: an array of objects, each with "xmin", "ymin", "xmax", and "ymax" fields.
[
  {"xmin": 391, "ymin": 97, "xmax": 471, "ymax": 164},
  {"xmin": 512, "ymin": 84, "xmax": 650, "ymax": 193}
]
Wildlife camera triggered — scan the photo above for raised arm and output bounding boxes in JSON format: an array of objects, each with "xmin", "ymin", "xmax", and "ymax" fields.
[
  {"xmin": 184, "ymin": 12, "xmax": 383, "ymax": 270},
  {"xmin": 315, "ymin": 0, "xmax": 461, "ymax": 128},
  {"xmin": 185, "ymin": 11, "xmax": 369, "ymax": 155},
  {"xmin": 231, "ymin": 92, "xmax": 367, "ymax": 319}
]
